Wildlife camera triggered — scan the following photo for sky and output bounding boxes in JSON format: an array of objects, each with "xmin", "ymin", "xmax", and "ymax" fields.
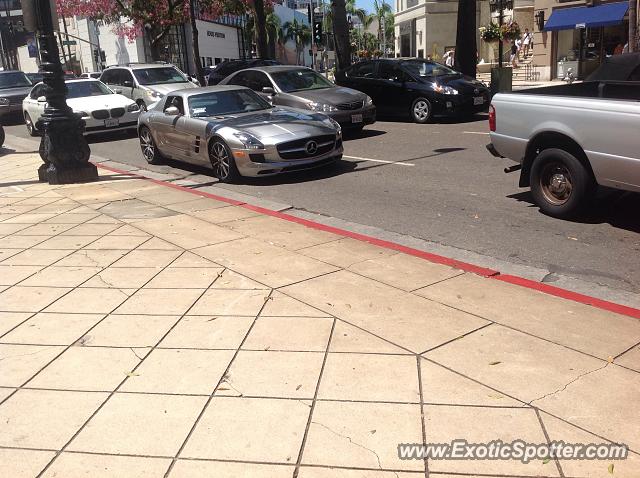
[{"xmin": 355, "ymin": 0, "xmax": 395, "ymax": 16}]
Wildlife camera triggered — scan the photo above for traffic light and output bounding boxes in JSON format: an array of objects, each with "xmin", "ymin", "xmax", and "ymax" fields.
[
  {"xmin": 100, "ymin": 50, "xmax": 106, "ymax": 62},
  {"xmin": 93, "ymin": 48, "xmax": 99, "ymax": 64},
  {"xmin": 312, "ymin": 20, "xmax": 323, "ymax": 45}
]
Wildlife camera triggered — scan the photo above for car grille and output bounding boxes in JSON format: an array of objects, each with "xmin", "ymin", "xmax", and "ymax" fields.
[
  {"xmin": 277, "ymin": 134, "xmax": 336, "ymax": 160},
  {"xmin": 110, "ymin": 107, "xmax": 125, "ymax": 118},
  {"xmin": 5, "ymin": 94, "xmax": 26, "ymax": 105},
  {"xmin": 92, "ymin": 109, "xmax": 109, "ymax": 120},
  {"xmin": 336, "ymin": 100, "xmax": 363, "ymax": 110}
]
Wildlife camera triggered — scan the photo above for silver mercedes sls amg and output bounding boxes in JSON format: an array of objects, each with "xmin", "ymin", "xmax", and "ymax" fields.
[{"xmin": 137, "ymin": 85, "xmax": 343, "ymax": 182}]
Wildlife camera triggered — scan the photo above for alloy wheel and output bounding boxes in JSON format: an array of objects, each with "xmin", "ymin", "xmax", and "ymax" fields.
[
  {"xmin": 210, "ymin": 141, "xmax": 231, "ymax": 179},
  {"xmin": 540, "ymin": 162, "xmax": 573, "ymax": 205},
  {"xmin": 139, "ymin": 128, "xmax": 155, "ymax": 163},
  {"xmin": 413, "ymin": 100, "xmax": 431, "ymax": 122}
]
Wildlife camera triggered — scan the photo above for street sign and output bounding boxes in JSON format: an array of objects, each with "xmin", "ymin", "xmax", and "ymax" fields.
[{"xmin": 62, "ymin": 40, "xmax": 77, "ymax": 46}]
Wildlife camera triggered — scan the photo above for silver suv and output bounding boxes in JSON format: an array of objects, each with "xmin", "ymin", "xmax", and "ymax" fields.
[{"xmin": 100, "ymin": 63, "xmax": 197, "ymax": 111}]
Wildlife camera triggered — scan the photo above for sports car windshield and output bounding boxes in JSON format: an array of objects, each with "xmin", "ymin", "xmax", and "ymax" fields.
[
  {"xmin": 133, "ymin": 67, "xmax": 188, "ymax": 85},
  {"xmin": 188, "ymin": 90, "xmax": 271, "ymax": 117},
  {"xmin": 66, "ymin": 81, "xmax": 113, "ymax": 99},
  {"xmin": 401, "ymin": 60, "xmax": 457, "ymax": 78},
  {"xmin": 271, "ymin": 69, "xmax": 333, "ymax": 92},
  {"xmin": 0, "ymin": 72, "xmax": 32, "ymax": 89}
]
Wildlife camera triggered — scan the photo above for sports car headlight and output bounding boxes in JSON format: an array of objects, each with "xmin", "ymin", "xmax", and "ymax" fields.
[
  {"xmin": 127, "ymin": 103, "xmax": 140, "ymax": 112},
  {"xmin": 364, "ymin": 96, "xmax": 373, "ymax": 106},
  {"xmin": 233, "ymin": 132, "xmax": 265, "ymax": 150},
  {"xmin": 146, "ymin": 89, "xmax": 163, "ymax": 99},
  {"xmin": 0, "ymin": 98, "xmax": 10, "ymax": 105},
  {"xmin": 432, "ymin": 83, "xmax": 459, "ymax": 95},
  {"xmin": 308, "ymin": 102, "xmax": 338, "ymax": 113},
  {"xmin": 323, "ymin": 117, "xmax": 342, "ymax": 134}
]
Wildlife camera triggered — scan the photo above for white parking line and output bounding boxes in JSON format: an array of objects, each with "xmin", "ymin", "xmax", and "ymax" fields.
[
  {"xmin": 463, "ymin": 131, "xmax": 490, "ymax": 135},
  {"xmin": 343, "ymin": 155, "xmax": 416, "ymax": 166}
]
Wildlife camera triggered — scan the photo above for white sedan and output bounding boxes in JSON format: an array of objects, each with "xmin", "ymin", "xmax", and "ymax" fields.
[{"xmin": 22, "ymin": 79, "xmax": 140, "ymax": 136}]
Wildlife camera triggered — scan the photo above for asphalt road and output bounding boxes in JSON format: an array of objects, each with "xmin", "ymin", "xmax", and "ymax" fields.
[{"xmin": 3, "ymin": 116, "xmax": 640, "ymax": 302}]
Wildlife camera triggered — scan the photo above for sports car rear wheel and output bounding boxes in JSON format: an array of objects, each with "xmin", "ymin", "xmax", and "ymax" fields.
[
  {"xmin": 139, "ymin": 126, "xmax": 163, "ymax": 164},
  {"xmin": 209, "ymin": 139, "xmax": 240, "ymax": 183},
  {"xmin": 24, "ymin": 113, "xmax": 38, "ymax": 137}
]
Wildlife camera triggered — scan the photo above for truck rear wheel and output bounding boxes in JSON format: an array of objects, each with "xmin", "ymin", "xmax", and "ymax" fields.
[{"xmin": 530, "ymin": 148, "xmax": 595, "ymax": 218}]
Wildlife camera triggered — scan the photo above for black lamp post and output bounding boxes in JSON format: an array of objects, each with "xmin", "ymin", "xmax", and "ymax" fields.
[{"xmin": 22, "ymin": 0, "xmax": 97, "ymax": 184}]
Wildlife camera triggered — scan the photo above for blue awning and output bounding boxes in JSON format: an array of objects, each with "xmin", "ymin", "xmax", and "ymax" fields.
[{"xmin": 544, "ymin": 2, "xmax": 629, "ymax": 31}]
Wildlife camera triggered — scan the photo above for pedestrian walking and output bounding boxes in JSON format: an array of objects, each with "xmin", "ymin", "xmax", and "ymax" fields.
[
  {"xmin": 522, "ymin": 28, "xmax": 533, "ymax": 58},
  {"xmin": 510, "ymin": 42, "xmax": 518, "ymax": 68},
  {"xmin": 443, "ymin": 49, "xmax": 455, "ymax": 68}
]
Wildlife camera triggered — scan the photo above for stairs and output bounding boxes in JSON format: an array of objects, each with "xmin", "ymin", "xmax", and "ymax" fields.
[{"xmin": 477, "ymin": 54, "xmax": 541, "ymax": 86}]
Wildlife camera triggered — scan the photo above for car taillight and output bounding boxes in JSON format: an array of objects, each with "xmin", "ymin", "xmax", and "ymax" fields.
[{"xmin": 488, "ymin": 105, "xmax": 496, "ymax": 132}]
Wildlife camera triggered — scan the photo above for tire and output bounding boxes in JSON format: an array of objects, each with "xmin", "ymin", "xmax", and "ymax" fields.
[
  {"xmin": 138, "ymin": 126, "xmax": 163, "ymax": 164},
  {"xmin": 209, "ymin": 139, "xmax": 240, "ymax": 183},
  {"xmin": 529, "ymin": 148, "xmax": 595, "ymax": 219},
  {"xmin": 411, "ymin": 98, "xmax": 432, "ymax": 124},
  {"xmin": 24, "ymin": 112, "xmax": 38, "ymax": 137}
]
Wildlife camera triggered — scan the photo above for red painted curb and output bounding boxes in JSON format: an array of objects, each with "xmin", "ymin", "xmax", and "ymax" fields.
[{"xmin": 96, "ymin": 162, "xmax": 640, "ymax": 320}]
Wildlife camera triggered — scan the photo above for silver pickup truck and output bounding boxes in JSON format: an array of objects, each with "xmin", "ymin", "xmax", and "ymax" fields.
[{"xmin": 488, "ymin": 81, "xmax": 640, "ymax": 218}]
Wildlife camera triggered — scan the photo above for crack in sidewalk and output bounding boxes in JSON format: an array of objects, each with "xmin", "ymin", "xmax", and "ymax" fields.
[{"xmin": 528, "ymin": 362, "xmax": 610, "ymax": 406}]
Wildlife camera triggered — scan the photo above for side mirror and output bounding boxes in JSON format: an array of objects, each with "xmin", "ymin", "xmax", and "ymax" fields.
[
  {"xmin": 262, "ymin": 87, "xmax": 275, "ymax": 95},
  {"xmin": 164, "ymin": 106, "xmax": 181, "ymax": 116},
  {"xmin": 122, "ymin": 80, "xmax": 133, "ymax": 88},
  {"xmin": 37, "ymin": 96, "xmax": 47, "ymax": 103}
]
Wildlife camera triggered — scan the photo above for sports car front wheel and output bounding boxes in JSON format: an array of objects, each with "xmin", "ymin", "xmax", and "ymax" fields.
[
  {"xmin": 209, "ymin": 139, "xmax": 240, "ymax": 183},
  {"xmin": 139, "ymin": 126, "xmax": 163, "ymax": 165}
]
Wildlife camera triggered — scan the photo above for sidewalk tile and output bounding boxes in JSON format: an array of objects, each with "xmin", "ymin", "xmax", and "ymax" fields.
[
  {"xmin": 218, "ymin": 350, "xmax": 324, "ymax": 398},
  {"xmin": 55, "ymin": 249, "xmax": 129, "ymax": 267},
  {"xmin": 0, "ymin": 286, "xmax": 71, "ymax": 312},
  {"xmin": 298, "ymin": 237, "xmax": 397, "ymax": 269},
  {"xmin": 535, "ymin": 364, "xmax": 640, "ymax": 451},
  {"xmin": 21, "ymin": 266, "xmax": 102, "ymax": 287},
  {"xmin": 60, "ymin": 223, "xmax": 122, "ymax": 236},
  {"xmin": 45, "ymin": 287, "xmax": 131, "ymax": 314},
  {"xmin": 42, "ymin": 213, "xmax": 100, "ymax": 224},
  {"xmin": 424, "ymin": 325, "xmax": 604, "ymax": 403},
  {"xmin": 1, "ymin": 248, "xmax": 71, "ymax": 266},
  {"xmin": 145, "ymin": 267, "xmax": 223, "ymax": 289},
  {"xmin": 0, "ymin": 248, "xmax": 23, "ymax": 262},
  {"xmin": 59, "ymin": 186, "xmax": 130, "ymax": 204},
  {"xmin": 282, "ymin": 271, "xmax": 489, "ymax": 353},
  {"xmin": 0, "ymin": 265, "xmax": 42, "ymax": 285},
  {"xmin": 83, "ymin": 234, "xmax": 150, "ymax": 250},
  {"xmin": 349, "ymin": 253, "xmax": 462, "ymax": 291},
  {"xmin": 1, "ymin": 312, "xmax": 104, "ymax": 345},
  {"xmin": 2, "ymin": 212, "xmax": 57, "ymax": 224},
  {"xmin": 82, "ymin": 267, "xmax": 159, "ymax": 289},
  {"xmin": 0, "ymin": 344, "xmax": 64, "ymax": 386},
  {"xmin": 170, "ymin": 460, "xmax": 293, "ymax": 477},
  {"xmin": 133, "ymin": 214, "xmax": 244, "ymax": 249},
  {"xmin": 189, "ymin": 288, "xmax": 268, "ymax": 316},
  {"xmin": 617, "ymin": 345, "xmax": 640, "ymax": 372},
  {"xmin": 420, "ymin": 358, "xmax": 522, "ymax": 406},
  {"xmin": 32, "ymin": 235, "xmax": 100, "ymax": 250},
  {"xmin": 13, "ymin": 222, "xmax": 75, "ymax": 235},
  {"xmin": 318, "ymin": 353, "xmax": 419, "ymax": 403},
  {"xmin": 137, "ymin": 237, "xmax": 183, "ymax": 250},
  {"xmin": 540, "ymin": 411, "xmax": 640, "ymax": 478},
  {"xmin": 416, "ymin": 273, "xmax": 640, "ymax": 359},
  {"xmin": 0, "ymin": 312, "xmax": 32, "ymax": 335},
  {"xmin": 302, "ymin": 401, "xmax": 423, "ymax": 471},
  {"xmin": 110, "ymin": 249, "xmax": 182, "ymax": 268},
  {"xmin": 0, "ymin": 223, "xmax": 31, "ymax": 235},
  {"xmin": 424, "ymin": 405, "xmax": 553, "ymax": 476},
  {"xmin": 165, "ymin": 197, "xmax": 230, "ymax": 213},
  {"xmin": 104, "ymin": 179, "xmax": 165, "ymax": 196},
  {"xmin": 261, "ymin": 291, "xmax": 331, "ymax": 317},
  {"xmin": 137, "ymin": 189, "xmax": 201, "ymax": 206},
  {"xmin": 297, "ymin": 469, "xmax": 421, "ymax": 478},
  {"xmin": 67, "ymin": 393, "xmax": 207, "ymax": 455},
  {"xmin": 83, "ymin": 314, "xmax": 180, "ymax": 347},
  {"xmin": 0, "ymin": 389, "xmax": 107, "ymax": 448},
  {"xmin": 192, "ymin": 205, "xmax": 261, "ymax": 223},
  {"xmin": 0, "ymin": 235, "xmax": 49, "ymax": 248},
  {"xmin": 41, "ymin": 453, "xmax": 172, "ymax": 478},
  {"xmin": 27, "ymin": 346, "xmax": 143, "ymax": 391},
  {"xmin": 159, "ymin": 315, "xmax": 255, "ymax": 349},
  {"xmin": 0, "ymin": 387, "xmax": 14, "ymax": 401},
  {"xmin": 109, "ymin": 224, "xmax": 153, "ymax": 236},
  {"xmin": 223, "ymin": 216, "xmax": 340, "ymax": 250},
  {"xmin": 194, "ymin": 238, "xmax": 339, "ymax": 288},
  {"xmin": 121, "ymin": 348, "xmax": 234, "ymax": 394},
  {"xmin": 243, "ymin": 316, "xmax": 333, "ymax": 352},
  {"xmin": 98, "ymin": 199, "xmax": 178, "ymax": 222},
  {"xmin": 329, "ymin": 321, "xmax": 411, "ymax": 354},
  {"xmin": 0, "ymin": 448, "xmax": 56, "ymax": 478},
  {"xmin": 211, "ymin": 269, "xmax": 269, "ymax": 289},
  {"xmin": 181, "ymin": 396, "xmax": 310, "ymax": 462},
  {"xmin": 115, "ymin": 288, "xmax": 204, "ymax": 315},
  {"xmin": 170, "ymin": 251, "xmax": 222, "ymax": 268}
]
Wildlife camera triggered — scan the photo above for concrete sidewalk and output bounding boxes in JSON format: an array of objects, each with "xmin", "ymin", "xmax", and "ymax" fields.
[{"xmin": 0, "ymin": 151, "xmax": 639, "ymax": 478}]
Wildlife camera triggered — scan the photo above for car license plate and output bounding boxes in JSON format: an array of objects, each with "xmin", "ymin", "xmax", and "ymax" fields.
[
  {"xmin": 473, "ymin": 96, "xmax": 485, "ymax": 106},
  {"xmin": 104, "ymin": 118, "xmax": 119, "ymax": 128},
  {"xmin": 351, "ymin": 114, "xmax": 363, "ymax": 123}
]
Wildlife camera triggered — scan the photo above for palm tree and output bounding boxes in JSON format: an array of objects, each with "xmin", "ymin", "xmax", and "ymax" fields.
[
  {"xmin": 331, "ymin": 0, "xmax": 352, "ymax": 69},
  {"xmin": 253, "ymin": 0, "xmax": 269, "ymax": 58},
  {"xmin": 346, "ymin": 0, "xmax": 367, "ymax": 24},
  {"xmin": 266, "ymin": 12, "xmax": 283, "ymax": 60},
  {"xmin": 284, "ymin": 19, "xmax": 311, "ymax": 66},
  {"xmin": 372, "ymin": 0, "xmax": 392, "ymax": 54}
]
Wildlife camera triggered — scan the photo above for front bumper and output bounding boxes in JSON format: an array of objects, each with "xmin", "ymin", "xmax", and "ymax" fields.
[
  {"xmin": 326, "ymin": 105, "xmax": 376, "ymax": 128},
  {"xmin": 432, "ymin": 92, "xmax": 491, "ymax": 115},
  {"xmin": 82, "ymin": 112, "xmax": 140, "ymax": 135},
  {"xmin": 0, "ymin": 103, "xmax": 24, "ymax": 117}
]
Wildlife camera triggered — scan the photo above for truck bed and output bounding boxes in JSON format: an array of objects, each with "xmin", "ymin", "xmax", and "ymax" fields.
[{"xmin": 516, "ymin": 81, "xmax": 640, "ymax": 101}]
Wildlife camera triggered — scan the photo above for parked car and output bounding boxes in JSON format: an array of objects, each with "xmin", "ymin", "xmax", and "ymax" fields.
[
  {"xmin": 488, "ymin": 80, "xmax": 640, "ymax": 218},
  {"xmin": 335, "ymin": 58, "xmax": 490, "ymax": 123},
  {"xmin": 23, "ymin": 79, "xmax": 141, "ymax": 136},
  {"xmin": 100, "ymin": 63, "xmax": 197, "ymax": 111},
  {"xmin": 207, "ymin": 59, "xmax": 281, "ymax": 85},
  {"xmin": 219, "ymin": 66, "xmax": 376, "ymax": 131},
  {"xmin": 79, "ymin": 72, "xmax": 103, "ymax": 79},
  {"xmin": 586, "ymin": 52, "xmax": 640, "ymax": 81},
  {"xmin": 137, "ymin": 85, "xmax": 343, "ymax": 182},
  {"xmin": 0, "ymin": 70, "xmax": 33, "ymax": 119}
]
